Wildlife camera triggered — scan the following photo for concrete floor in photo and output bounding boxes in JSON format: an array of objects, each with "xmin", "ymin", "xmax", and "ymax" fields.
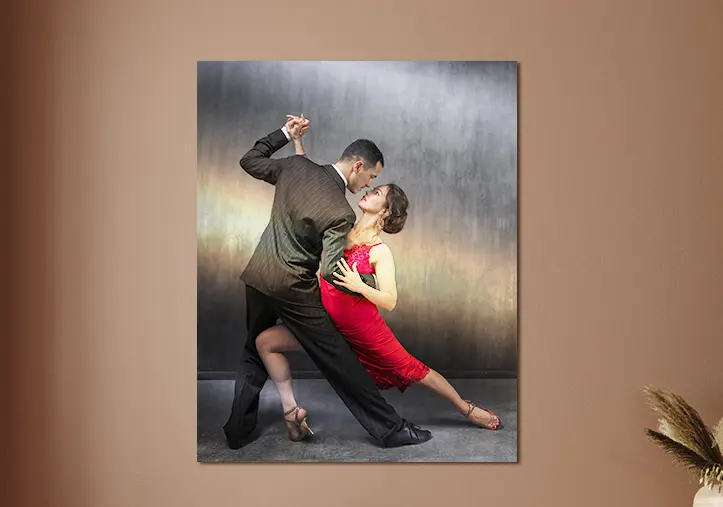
[{"xmin": 198, "ymin": 378, "xmax": 517, "ymax": 463}]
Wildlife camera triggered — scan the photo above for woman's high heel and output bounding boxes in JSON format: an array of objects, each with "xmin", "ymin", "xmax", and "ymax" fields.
[
  {"xmin": 461, "ymin": 400, "xmax": 501, "ymax": 430},
  {"xmin": 283, "ymin": 406, "xmax": 314, "ymax": 442}
]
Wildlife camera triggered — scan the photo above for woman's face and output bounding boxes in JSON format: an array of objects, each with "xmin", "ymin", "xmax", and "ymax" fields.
[{"xmin": 358, "ymin": 185, "xmax": 389, "ymax": 214}]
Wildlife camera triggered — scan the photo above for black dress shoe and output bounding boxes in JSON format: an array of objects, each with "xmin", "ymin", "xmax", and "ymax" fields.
[{"xmin": 380, "ymin": 420, "xmax": 433, "ymax": 448}]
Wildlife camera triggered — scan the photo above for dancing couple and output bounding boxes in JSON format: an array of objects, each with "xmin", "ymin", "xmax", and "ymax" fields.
[{"xmin": 223, "ymin": 114, "xmax": 500, "ymax": 449}]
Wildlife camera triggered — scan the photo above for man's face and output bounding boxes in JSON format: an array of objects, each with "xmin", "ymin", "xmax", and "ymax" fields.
[{"xmin": 348, "ymin": 161, "xmax": 383, "ymax": 194}]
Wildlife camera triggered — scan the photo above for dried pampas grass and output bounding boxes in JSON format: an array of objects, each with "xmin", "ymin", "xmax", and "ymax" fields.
[{"xmin": 643, "ymin": 385, "xmax": 723, "ymax": 493}]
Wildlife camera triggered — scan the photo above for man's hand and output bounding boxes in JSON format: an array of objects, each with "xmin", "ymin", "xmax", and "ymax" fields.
[{"xmin": 285, "ymin": 114, "xmax": 310, "ymax": 141}]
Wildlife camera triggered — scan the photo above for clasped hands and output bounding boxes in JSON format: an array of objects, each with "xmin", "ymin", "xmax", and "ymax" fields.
[{"xmin": 285, "ymin": 114, "xmax": 310, "ymax": 141}]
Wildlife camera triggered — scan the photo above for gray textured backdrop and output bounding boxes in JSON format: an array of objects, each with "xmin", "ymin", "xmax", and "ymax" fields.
[{"xmin": 197, "ymin": 61, "xmax": 517, "ymax": 377}]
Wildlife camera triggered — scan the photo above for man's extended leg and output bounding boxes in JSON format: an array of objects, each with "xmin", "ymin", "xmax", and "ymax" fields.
[
  {"xmin": 223, "ymin": 286, "xmax": 279, "ymax": 449},
  {"xmin": 275, "ymin": 301, "xmax": 432, "ymax": 447}
]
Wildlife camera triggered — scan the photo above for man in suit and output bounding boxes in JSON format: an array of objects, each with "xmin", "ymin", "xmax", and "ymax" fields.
[{"xmin": 223, "ymin": 115, "xmax": 432, "ymax": 449}]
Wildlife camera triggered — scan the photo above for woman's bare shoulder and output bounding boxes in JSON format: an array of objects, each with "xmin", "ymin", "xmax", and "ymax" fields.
[{"xmin": 369, "ymin": 242, "xmax": 394, "ymax": 263}]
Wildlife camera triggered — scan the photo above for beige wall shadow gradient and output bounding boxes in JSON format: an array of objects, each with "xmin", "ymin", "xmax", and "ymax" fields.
[{"xmin": 6, "ymin": 0, "xmax": 723, "ymax": 506}]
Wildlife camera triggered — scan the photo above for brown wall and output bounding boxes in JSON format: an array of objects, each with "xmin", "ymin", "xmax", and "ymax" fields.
[{"xmin": 5, "ymin": 1, "xmax": 722, "ymax": 506}]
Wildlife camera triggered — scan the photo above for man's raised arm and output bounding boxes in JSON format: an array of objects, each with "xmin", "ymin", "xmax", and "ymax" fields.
[{"xmin": 239, "ymin": 126, "xmax": 294, "ymax": 185}]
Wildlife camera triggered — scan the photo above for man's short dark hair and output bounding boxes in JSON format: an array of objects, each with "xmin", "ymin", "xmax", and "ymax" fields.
[{"xmin": 340, "ymin": 139, "xmax": 384, "ymax": 169}]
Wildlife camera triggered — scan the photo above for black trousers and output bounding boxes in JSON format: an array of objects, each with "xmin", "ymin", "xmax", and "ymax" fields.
[{"xmin": 223, "ymin": 285, "xmax": 404, "ymax": 443}]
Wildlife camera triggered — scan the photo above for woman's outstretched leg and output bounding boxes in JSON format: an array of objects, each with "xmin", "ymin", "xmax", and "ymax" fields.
[
  {"xmin": 256, "ymin": 324, "xmax": 313, "ymax": 440},
  {"xmin": 418, "ymin": 368, "xmax": 500, "ymax": 429}
]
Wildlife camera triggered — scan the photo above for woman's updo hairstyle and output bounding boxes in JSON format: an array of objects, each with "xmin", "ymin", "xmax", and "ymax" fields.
[{"xmin": 381, "ymin": 183, "xmax": 409, "ymax": 234}]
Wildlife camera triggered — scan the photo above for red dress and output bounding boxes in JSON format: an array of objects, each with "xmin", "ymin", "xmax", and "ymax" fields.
[{"xmin": 320, "ymin": 242, "xmax": 430, "ymax": 392}]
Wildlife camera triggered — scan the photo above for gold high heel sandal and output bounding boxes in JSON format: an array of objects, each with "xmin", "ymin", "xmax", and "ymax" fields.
[
  {"xmin": 283, "ymin": 406, "xmax": 314, "ymax": 442},
  {"xmin": 462, "ymin": 400, "xmax": 501, "ymax": 430}
]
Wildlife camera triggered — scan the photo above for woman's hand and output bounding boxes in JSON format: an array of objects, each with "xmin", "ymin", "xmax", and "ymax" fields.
[
  {"xmin": 285, "ymin": 114, "xmax": 310, "ymax": 157},
  {"xmin": 333, "ymin": 258, "xmax": 368, "ymax": 294},
  {"xmin": 285, "ymin": 114, "xmax": 310, "ymax": 141}
]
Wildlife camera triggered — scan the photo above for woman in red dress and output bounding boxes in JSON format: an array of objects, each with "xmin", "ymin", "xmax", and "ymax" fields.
[{"xmin": 254, "ymin": 117, "xmax": 500, "ymax": 441}]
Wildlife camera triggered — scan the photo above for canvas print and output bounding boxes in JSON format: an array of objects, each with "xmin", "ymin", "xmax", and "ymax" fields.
[{"xmin": 197, "ymin": 61, "xmax": 518, "ymax": 462}]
